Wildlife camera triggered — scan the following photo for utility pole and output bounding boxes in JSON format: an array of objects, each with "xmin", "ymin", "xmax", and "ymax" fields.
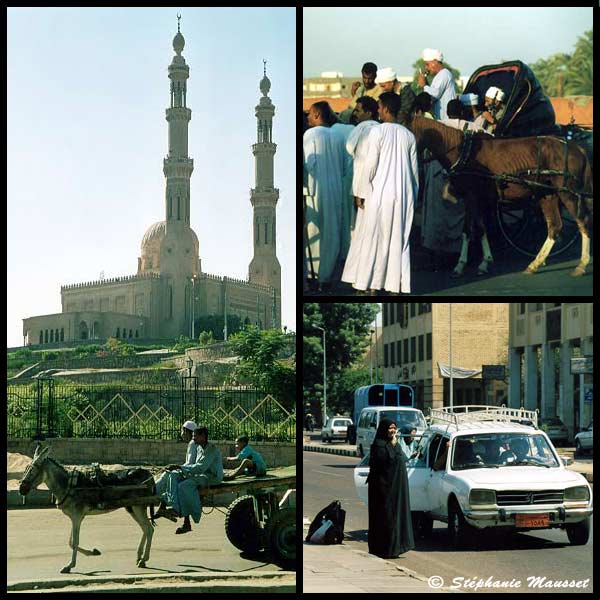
[
  {"xmin": 314, "ymin": 325, "xmax": 327, "ymax": 426},
  {"xmin": 449, "ymin": 303, "xmax": 453, "ymax": 409}
]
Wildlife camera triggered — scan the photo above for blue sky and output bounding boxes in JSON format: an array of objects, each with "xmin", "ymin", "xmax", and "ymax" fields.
[
  {"xmin": 304, "ymin": 7, "xmax": 592, "ymax": 79},
  {"xmin": 7, "ymin": 7, "xmax": 296, "ymax": 347}
]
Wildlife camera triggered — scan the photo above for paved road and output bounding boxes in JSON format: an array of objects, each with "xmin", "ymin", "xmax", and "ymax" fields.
[
  {"xmin": 304, "ymin": 451, "xmax": 593, "ymax": 594},
  {"xmin": 8, "ymin": 507, "xmax": 289, "ymax": 584},
  {"xmin": 305, "ymin": 246, "xmax": 593, "ymax": 297}
]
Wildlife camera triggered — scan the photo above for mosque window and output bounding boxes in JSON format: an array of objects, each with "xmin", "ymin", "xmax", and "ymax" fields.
[
  {"xmin": 135, "ymin": 330, "xmax": 139, "ymax": 338},
  {"xmin": 39, "ymin": 331, "xmax": 43, "ymax": 345},
  {"xmin": 116, "ymin": 328, "xmax": 120, "ymax": 338},
  {"xmin": 60, "ymin": 328, "xmax": 64, "ymax": 342},
  {"xmin": 264, "ymin": 221, "xmax": 268, "ymax": 245},
  {"xmin": 50, "ymin": 330, "xmax": 54, "ymax": 343},
  {"xmin": 44, "ymin": 330, "xmax": 49, "ymax": 344},
  {"xmin": 55, "ymin": 329, "xmax": 59, "ymax": 342},
  {"xmin": 129, "ymin": 329, "xmax": 133, "ymax": 338},
  {"xmin": 177, "ymin": 196, "xmax": 181, "ymax": 220}
]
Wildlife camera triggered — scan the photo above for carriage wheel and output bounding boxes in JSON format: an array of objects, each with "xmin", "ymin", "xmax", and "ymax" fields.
[
  {"xmin": 224, "ymin": 495, "xmax": 262, "ymax": 553},
  {"xmin": 267, "ymin": 507, "xmax": 296, "ymax": 567},
  {"xmin": 496, "ymin": 199, "xmax": 579, "ymax": 257}
]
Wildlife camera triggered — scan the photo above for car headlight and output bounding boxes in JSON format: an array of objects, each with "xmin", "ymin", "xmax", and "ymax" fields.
[
  {"xmin": 564, "ymin": 486, "xmax": 590, "ymax": 503},
  {"xmin": 469, "ymin": 489, "xmax": 496, "ymax": 507}
]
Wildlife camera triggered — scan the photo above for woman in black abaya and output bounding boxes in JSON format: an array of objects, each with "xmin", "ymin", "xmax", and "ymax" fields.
[{"xmin": 367, "ymin": 417, "xmax": 415, "ymax": 558}]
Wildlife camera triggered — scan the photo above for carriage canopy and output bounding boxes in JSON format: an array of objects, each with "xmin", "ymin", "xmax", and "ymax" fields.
[{"xmin": 463, "ymin": 60, "xmax": 557, "ymax": 138}]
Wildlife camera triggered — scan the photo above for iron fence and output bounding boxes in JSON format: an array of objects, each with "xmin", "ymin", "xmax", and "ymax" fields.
[{"xmin": 7, "ymin": 378, "xmax": 295, "ymax": 442}]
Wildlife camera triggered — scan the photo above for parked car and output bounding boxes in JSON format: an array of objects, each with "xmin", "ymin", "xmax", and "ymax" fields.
[
  {"xmin": 574, "ymin": 422, "xmax": 593, "ymax": 456},
  {"xmin": 321, "ymin": 417, "xmax": 353, "ymax": 443},
  {"xmin": 354, "ymin": 405, "xmax": 593, "ymax": 548},
  {"xmin": 540, "ymin": 416, "xmax": 569, "ymax": 446},
  {"xmin": 356, "ymin": 406, "xmax": 427, "ymax": 457}
]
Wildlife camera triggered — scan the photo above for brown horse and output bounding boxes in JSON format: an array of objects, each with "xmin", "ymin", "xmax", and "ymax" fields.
[{"xmin": 407, "ymin": 116, "xmax": 593, "ymax": 276}]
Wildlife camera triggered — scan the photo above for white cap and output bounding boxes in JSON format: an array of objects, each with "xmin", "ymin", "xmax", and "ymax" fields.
[
  {"xmin": 375, "ymin": 67, "xmax": 396, "ymax": 84},
  {"xmin": 422, "ymin": 48, "xmax": 443, "ymax": 62},
  {"xmin": 485, "ymin": 86, "xmax": 506, "ymax": 102},
  {"xmin": 460, "ymin": 93, "xmax": 479, "ymax": 106},
  {"xmin": 182, "ymin": 420, "xmax": 197, "ymax": 431}
]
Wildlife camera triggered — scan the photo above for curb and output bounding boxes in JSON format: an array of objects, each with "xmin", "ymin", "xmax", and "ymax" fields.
[{"xmin": 8, "ymin": 571, "xmax": 295, "ymax": 593}]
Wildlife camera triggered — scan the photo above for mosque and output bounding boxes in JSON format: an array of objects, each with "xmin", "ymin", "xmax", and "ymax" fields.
[{"xmin": 23, "ymin": 21, "xmax": 281, "ymax": 346}]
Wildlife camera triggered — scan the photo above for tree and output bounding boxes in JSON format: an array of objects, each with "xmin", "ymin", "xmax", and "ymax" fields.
[
  {"xmin": 194, "ymin": 314, "xmax": 244, "ymax": 341},
  {"xmin": 228, "ymin": 326, "xmax": 296, "ymax": 411},
  {"xmin": 303, "ymin": 303, "xmax": 380, "ymax": 424},
  {"xmin": 198, "ymin": 330, "xmax": 215, "ymax": 346}
]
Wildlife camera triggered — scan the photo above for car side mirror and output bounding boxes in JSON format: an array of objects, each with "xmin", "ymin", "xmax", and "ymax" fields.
[{"xmin": 560, "ymin": 455, "xmax": 573, "ymax": 466}]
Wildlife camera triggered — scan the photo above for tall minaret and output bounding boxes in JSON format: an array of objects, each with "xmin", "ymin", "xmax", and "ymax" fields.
[
  {"xmin": 163, "ymin": 14, "xmax": 194, "ymax": 232},
  {"xmin": 248, "ymin": 61, "xmax": 281, "ymax": 329},
  {"xmin": 159, "ymin": 16, "xmax": 200, "ymax": 338}
]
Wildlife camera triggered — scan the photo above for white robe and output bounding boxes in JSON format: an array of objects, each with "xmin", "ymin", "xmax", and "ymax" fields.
[
  {"xmin": 342, "ymin": 120, "xmax": 380, "ymax": 282},
  {"xmin": 342, "ymin": 123, "xmax": 419, "ymax": 294},
  {"xmin": 331, "ymin": 122, "xmax": 355, "ymax": 261},
  {"xmin": 424, "ymin": 68, "xmax": 456, "ymax": 120},
  {"xmin": 303, "ymin": 126, "xmax": 345, "ymax": 282},
  {"xmin": 439, "ymin": 117, "xmax": 489, "ymax": 134}
]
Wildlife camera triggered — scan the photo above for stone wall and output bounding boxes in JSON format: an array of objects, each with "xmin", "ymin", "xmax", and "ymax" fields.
[{"xmin": 8, "ymin": 438, "xmax": 296, "ymax": 468}]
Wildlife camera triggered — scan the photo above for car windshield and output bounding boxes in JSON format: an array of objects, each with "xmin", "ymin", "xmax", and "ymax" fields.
[
  {"xmin": 451, "ymin": 433, "xmax": 560, "ymax": 470},
  {"xmin": 332, "ymin": 420, "xmax": 350, "ymax": 427},
  {"xmin": 379, "ymin": 410, "xmax": 426, "ymax": 431}
]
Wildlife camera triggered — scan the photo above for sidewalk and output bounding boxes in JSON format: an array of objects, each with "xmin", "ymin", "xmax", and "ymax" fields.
[
  {"xmin": 303, "ymin": 435, "xmax": 593, "ymax": 483},
  {"xmin": 303, "ymin": 521, "xmax": 458, "ymax": 593}
]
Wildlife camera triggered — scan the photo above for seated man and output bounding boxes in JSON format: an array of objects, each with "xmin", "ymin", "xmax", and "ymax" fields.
[
  {"xmin": 223, "ymin": 435, "xmax": 267, "ymax": 480},
  {"xmin": 155, "ymin": 419, "xmax": 198, "ymax": 521},
  {"xmin": 167, "ymin": 426, "xmax": 224, "ymax": 534}
]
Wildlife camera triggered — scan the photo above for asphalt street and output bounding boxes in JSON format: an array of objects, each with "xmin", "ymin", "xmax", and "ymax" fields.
[
  {"xmin": 305, "ymin": 242, "xmax": 593, "ymax": 296},
  {"xmin": 303, "ymin": 451, "xmax": 593, "ymax": 594},
  {"xmin": 7, "ymin": 506, "xmax": 290, "ymax": 585}
]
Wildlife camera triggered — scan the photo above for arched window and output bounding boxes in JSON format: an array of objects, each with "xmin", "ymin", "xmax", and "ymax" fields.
[
  {"xmin": 60, "ymin": 328, "xmax": 64, "ymax": 342},
  {"xmin": 116, "ymin": 328, "xmax": 120, "ymax": 338},
  {"xmin": 44, "ymin": 330, "xmax": 48, "ymax": 344},
  {"xmin": 50, "ymin": 330, "xmax": 54, "ymax": 343},
  {"xmin": 177, "ymin": 196, "xmax": 181, "ymax": 220},
  {"xmin": 135, "ymin": 330, "xmax": 139, "ymax": 338},
  {"xmin": 264, "ymin": 220, "xmax": 268, "ymax": 245},
  {"xmin": 129, "ymin": 329, "xmax": 133, "ymax": 338},
  {"xmin": 55, "ymin": 329, "xmax": 59, "ymax": 343},
  {"xmin": 39, "ymin": 331, "xmax": 44, "ymax": 345}
]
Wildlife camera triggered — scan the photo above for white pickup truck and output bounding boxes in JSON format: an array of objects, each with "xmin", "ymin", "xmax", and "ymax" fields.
[{"xmin": 354, "ymin": 405, "xmax": 593, "ymax": 548}]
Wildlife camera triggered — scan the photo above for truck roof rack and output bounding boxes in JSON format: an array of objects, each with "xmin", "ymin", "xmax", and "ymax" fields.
[{"xmin": 428, "ymin": 405, "xmax": 538, "ymax": 429}]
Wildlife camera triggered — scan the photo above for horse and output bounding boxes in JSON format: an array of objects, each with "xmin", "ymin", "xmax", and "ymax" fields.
[
  {"xmin": 407, "ymin": 115, "xmax": 593, "ymax": 277},
  {"xmin": 19, "ymin": 445, "xmax": 157, "ymax": 573}
]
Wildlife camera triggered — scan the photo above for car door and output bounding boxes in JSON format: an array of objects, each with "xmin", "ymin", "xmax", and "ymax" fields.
[
  {"xmin": 354, "ymin": 453, "xmax": 370, "ymax": 505},
  {"xmin": 406, "ymin": 431, "xmax": 434, "ymax": 512},
  {"xmin": 427, "ymin": 435, "xmax": 452, "ymax": 518}
]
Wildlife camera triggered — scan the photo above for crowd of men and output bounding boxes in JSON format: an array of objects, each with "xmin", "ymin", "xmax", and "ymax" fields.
[{"xmin": 303, "ymin": 48, "xmax": 508, "ymax": 294}]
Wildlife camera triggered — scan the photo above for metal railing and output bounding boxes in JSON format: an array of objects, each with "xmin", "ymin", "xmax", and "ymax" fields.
[
  {"xmin": 428, "ymin": 405, "xmax": 538, "ymax": 429},
  {"xmin": 7, "ymin": 378, "xmax": 295, "ymax": 442}
]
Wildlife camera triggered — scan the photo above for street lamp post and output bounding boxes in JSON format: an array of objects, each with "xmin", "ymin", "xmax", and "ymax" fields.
[
  {"xmin": 190, "ymin": 278, "xmax": 195, "ymax": 341},
  {"xmin": 314, "ymin": 325, "xmax": 327, "ymax": 426},
  {"xmin": 449, "ymin": 303, "xmax": 453, "ymax": 409},
  {"xmin": 370, "ymin": 329, "xmax": 375, "ymax": 385}
]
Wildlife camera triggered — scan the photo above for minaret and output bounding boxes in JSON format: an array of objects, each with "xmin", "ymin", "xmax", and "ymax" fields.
[
  {"xmin": 159, "ymin": 16, "xmax": 200, "ymax": 338},
  {"xmin": 164, "ymin": 14, "xmax": 193, "ymax": 231},
  {"xmin": 248, "ymin": 61, "xmax": 281, "ymax": 329}
]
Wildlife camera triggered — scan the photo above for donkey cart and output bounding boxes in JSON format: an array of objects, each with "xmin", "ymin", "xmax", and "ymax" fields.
[{"xmin": 19, "ymin": 445, "xmax": 296, "ymax": 573}]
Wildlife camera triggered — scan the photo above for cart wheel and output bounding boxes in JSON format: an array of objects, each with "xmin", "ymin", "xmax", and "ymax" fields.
[
  {"xmin": 496, "ymin": 199, "xmax": 579, "ymax": 257},
  {"xmin": 267, "ymin": 507, "xmax": 296, "ymax": 566},
  {"xmin": 225, "ymin": 495, "xmax": 262, "ymax": 553}
]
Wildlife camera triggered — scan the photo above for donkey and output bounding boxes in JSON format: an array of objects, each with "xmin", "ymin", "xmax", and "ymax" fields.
[
  {"xmin": 19, "ymin": 444, "xmax": 157, "ymax": 573},
  {"xmin": 407, "ymin": 116, "xmax": 593, "ymax": 277}
]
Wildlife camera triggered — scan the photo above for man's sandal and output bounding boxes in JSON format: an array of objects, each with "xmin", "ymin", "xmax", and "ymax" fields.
[{"xmin": 175, "ymin": 524, "xmax": 192, "ymax": 534}]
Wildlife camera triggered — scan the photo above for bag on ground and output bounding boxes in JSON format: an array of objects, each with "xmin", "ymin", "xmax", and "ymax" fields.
[{"xmin": 305, "ymin": 500, "xmax": 346, "ymax": 544}]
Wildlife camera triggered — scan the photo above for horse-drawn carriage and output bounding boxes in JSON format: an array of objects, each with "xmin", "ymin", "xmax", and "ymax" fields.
[
  {"xmin": 19, "ymin": 445, "xmax": 296, "ymax": 573},
  {"xmin": 461, "ymin": 60, "xmax": 593, "ymax": 258}
]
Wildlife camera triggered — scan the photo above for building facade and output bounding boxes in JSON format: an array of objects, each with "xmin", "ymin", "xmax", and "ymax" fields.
[
  {"xmin": 23, "ymin": 22, "xmax": 281, "ymax": 346},
  {"xmin": 508, "ymin": 303, "xmax": 593, "ymax": 440},
  {"xmin": 381, "ymin": 303, "xmax": 509, "ymax": 413}
]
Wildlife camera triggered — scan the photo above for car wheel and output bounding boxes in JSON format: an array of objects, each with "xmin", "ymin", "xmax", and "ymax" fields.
[
  {"xmin": 566, "ymin": 517, "xmax": 590, "ymax": 545},
  {"xmin": 574, "ymin": 440, "xmax": 582, "ymax": 457},
  {"xmin": 447, "ymin": 499, "xmax": 476, "ymax": 549}
]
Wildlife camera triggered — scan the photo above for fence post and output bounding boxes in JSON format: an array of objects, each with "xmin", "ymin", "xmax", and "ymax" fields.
[{"xmin": 35, "ymin": 379, "xmax": 43, "ymax": 440}]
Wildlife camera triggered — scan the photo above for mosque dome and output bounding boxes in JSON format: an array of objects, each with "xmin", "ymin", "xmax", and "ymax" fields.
[
  {"xmin": 139, "ymin": 220, "xmax": 199, "ymax": 273},
  {"xmin": 173, "ymin": 31, "xmax": 185, "ymax": 55}
]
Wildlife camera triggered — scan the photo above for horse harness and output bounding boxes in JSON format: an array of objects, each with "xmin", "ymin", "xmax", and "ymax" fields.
[{"xmin": 446, "ymin": 131, "xmax": 592, "ymax": 203}]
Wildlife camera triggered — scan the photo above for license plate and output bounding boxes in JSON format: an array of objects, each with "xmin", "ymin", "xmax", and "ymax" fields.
[{"xmin": 515, "ymin": 514, "xmax": 549, "ymax": 528}]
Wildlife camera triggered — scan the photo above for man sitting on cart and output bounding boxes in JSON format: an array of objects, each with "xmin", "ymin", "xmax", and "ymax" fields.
[
  {"xmin": 223, "ymin": 435, "xmax": 267, "ymax": 481},
  {"xmin": 156, "ymin": 426, "xmax": 224, "ymax": 534}
]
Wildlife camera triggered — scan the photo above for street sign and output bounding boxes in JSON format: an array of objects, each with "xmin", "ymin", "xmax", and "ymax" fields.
[
  {"xmin": 482, "ymin": 365, "xmax": 506, "ymax": 380},
  {"xmin": 570, "ymin": 357, "xmax": 593, "ymax": 375}
]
